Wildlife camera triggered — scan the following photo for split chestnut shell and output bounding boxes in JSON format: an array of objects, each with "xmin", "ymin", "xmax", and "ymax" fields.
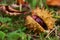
[{"xmin": 25, "ymin": 8, "xmax": 56, "ymax": 33}]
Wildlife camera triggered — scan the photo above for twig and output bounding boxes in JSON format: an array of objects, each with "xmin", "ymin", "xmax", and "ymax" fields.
[
  {"xmin": 45, "ymin": 26, "xmax": 60, "ymax": 38},
  {"xmin": 20, "ymin": 4, "xmax": 22, "ymax": 11},
  {"xmin": 55, "ymin": 27, "xmax": 58, "ymax": 37},
  {"xmin": 46, "ymin": 27, "xmax": 56, "ymax": 38}
]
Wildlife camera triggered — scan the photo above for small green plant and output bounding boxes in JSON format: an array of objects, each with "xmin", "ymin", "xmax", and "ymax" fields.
[{"xmin": 0, "ymin": 31, "xmax": 6, "ymax": 40}]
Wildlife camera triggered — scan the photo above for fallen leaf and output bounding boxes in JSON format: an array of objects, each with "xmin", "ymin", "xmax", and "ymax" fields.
[{"xmin": 46, "ymin": 0, "xmax": 60, "ymax": 6}]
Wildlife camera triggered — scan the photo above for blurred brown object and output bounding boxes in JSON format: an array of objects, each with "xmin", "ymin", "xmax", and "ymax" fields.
[
  {"xmin": 46, "ymin": 0, "xmax": 60, "ymax": 6},
  {"xmin": 17, "ymin": 0, "xmax": 25, "ymax": 5},
  {"xmin": 0, "ymin": 0, "xmax": 2, "ymax": 2},
  {"xmin": 0, "ymin": 5, "xmax": 21, "ymax": 16}
]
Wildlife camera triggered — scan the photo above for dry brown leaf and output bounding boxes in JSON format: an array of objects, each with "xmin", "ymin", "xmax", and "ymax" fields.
[{"xmin": 46, "ymin": 0, "xmax": 60, "ymax": 6}]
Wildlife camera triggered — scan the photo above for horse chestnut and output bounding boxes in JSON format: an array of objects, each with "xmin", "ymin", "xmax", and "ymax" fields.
[{"xmin": 25, "ymin": 7, "xmax": 56, "ymax": 33}]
